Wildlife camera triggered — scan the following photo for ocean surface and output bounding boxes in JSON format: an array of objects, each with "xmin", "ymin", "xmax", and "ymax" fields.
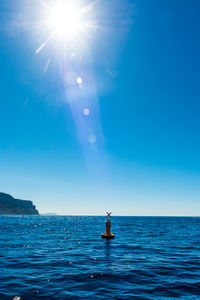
[{"xmin": 0, "ymin": 216, "xmax": 200, "ymax": 299}]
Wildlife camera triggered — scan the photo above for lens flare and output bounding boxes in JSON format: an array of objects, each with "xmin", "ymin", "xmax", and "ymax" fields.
[
  {"xmin": 89, "ymin": 134, "xmax": 97, "ymax": 144},
  {"xmin": 76, "ymin": 77, "xmax": 83, "ymax": 85},
  {"xmin": 83, "ymin": 108, "xmax": 90, "ymax": 116}
]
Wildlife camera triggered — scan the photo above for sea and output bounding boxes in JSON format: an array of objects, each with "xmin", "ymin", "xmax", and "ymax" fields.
[{"xmin": 0, "ymin": 216, "xmax": 200, "ymax": 299}]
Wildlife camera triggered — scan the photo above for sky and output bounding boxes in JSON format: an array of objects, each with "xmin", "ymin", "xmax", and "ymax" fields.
[{"xmin": 0, "ymin": 0, "xmax": 200, "ymax": 216}]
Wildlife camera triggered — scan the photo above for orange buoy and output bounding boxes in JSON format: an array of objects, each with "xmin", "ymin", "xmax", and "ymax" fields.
[{"xmin": 101, "ymin": 212, "xmax": 115, "ymax": 239}]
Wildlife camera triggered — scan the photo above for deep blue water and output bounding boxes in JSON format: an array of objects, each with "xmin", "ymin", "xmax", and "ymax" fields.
[{"xmin": 0, "ymin": 216, "xmax": 200, "ymax": 299}]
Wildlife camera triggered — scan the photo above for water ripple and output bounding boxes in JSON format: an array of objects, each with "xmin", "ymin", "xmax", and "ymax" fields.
[{"xmin": 0, "ymin": 216, "xmax": 200, "ymax": 299}]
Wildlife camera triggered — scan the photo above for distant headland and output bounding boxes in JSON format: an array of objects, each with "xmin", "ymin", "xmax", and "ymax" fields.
[{"xmin": 0, "ymin": 192, "xmax": 39, "ymax": 215}]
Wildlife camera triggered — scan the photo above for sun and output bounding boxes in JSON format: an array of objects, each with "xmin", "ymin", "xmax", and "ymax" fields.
[
  {"xmin": 48, "ymin": 3, "xmax": 83, "ymax": 39},
  {"xmin": 34, "ymin": 0, "xmax": 96, "ymax": 56}
]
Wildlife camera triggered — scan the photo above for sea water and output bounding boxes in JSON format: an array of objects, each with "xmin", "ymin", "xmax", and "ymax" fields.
[{"xmin": 0, "ymin": 216, "xmax": 200, "ymax": 299}]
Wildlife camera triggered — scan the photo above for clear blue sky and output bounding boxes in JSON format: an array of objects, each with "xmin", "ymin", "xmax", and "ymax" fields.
[{"xmin": 0, "ymin": 0, "xmax": 200, "ymax": 215}]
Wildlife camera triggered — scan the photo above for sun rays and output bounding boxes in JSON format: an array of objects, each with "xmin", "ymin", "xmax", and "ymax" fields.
[{"xmin": 33, "ymin": 0, "xmax": 98, "ymax": 56}]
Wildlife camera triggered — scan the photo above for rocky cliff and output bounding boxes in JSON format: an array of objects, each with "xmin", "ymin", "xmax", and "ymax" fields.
[{"xmin": 0, "ymin": 193, "xmax": 39, "ymax": 215}]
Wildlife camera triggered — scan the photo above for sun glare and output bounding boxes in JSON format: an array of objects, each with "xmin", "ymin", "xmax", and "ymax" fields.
[
  {"xmin": 35, "ymin": 1, "xmax": 97, "ymax": 56},
  {"xmin": 48, "ymin": 4, "xmax": 82, "ymax": 39}
]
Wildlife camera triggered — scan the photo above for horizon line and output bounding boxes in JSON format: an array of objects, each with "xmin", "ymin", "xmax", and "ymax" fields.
[{"xmin": 39, "ymin": 214, "xmax": 200, "ymax": 217}]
